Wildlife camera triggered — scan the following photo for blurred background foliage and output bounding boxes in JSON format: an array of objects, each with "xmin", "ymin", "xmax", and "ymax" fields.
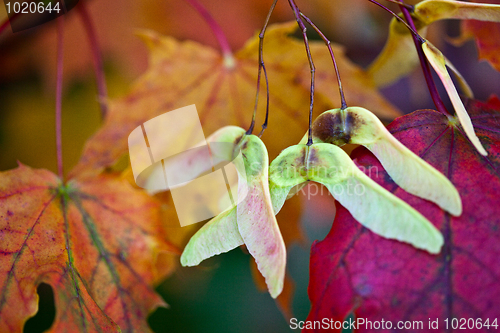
[{"xmin": 1, "ymin": 0, "xmax": 500, "ymax": 332}]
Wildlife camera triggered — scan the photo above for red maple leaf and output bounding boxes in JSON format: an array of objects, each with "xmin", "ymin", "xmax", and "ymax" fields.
[{"xmin": 307, "ymin": 96, "xmax": 500, "ymax": 332}]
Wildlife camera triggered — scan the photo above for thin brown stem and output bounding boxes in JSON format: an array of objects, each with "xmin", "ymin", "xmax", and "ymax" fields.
[
  {"xmin": 257, "ymin": 62, "xmax": 270, "ymax": 137},
  {"xmin": 384, "ymin": 0, "xmax": 413, "ymax": 10},
  {"xmin": 77, "ymin": 2, "xmax": 108, "ymax": 119},
  {"xmin": 368, "ymin": 0, "xmax": 423, "ymax": 42},
  {"xmin": 300, "ymin": 11, "xmax": 347, "ymax": 110},
  {"xmin": 56, "ymin": 16, "xmax": 64, "ymax": 180},
  {"xmin": 288, "ymin": 0, "xmax": 315, "ymax": 146},
  {"xmin": 248, "ymin": 0, "xmax": 277, "ymax": 135}
]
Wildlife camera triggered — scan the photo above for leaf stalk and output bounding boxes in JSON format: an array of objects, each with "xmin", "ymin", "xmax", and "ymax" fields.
[
  {"xmin": 77, "ymin": 2, "xmax": 109, "ymax": 119},
  {"xmin": 184, "ymin": 0, "xmax": 234, "ymax": 62},
  {"xmin": 56, "ymin": 15, "xmax": 64, "ymax": 180}
]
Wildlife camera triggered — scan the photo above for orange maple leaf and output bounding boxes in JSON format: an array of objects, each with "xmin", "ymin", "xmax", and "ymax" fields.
[{"xmin": 0, "ymin": 164, "xmax": 179, "ymax": 332}]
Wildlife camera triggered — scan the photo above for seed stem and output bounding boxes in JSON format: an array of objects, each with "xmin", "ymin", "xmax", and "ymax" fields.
[
  {"xmin": 299, "ymin": 11, "xmax": 347, "ymax": 110},
  {"xmin": 288, "ymin": 0, "xmax": 315, "ymax": 146},
  {"xmin": 248, "ymin": 0, "xmax": 277, "ymax": 136}
]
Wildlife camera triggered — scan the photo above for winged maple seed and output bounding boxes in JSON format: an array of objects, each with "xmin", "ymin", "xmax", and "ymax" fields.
[
  {"xmin": 266, "ymin": 105, "xmax": 470, "ymax": 254},
  {"xmin": 270, "ymin": 143, "xmax": 443, "ymax": 254},
  {"xmin": 180, "ymin": 126, "xmax": 286, "ymax": 298},
  {"xmin": 460, "ymin": 1, "xmax": 500, "ymax": 73},
  {"xmin": 368, "ymin": 0, "xmax": 500, "ymax": 87},
  {"xmin": 422, "ymin": 41, "xmax": 488, "ymax": 156},
  {"xmin": 300, "ymin": 106, "xmax": 462, "ymax": 216},
  {"xmin": 0, "ymin": 165, "xmax": 180, "ymax": 332}
]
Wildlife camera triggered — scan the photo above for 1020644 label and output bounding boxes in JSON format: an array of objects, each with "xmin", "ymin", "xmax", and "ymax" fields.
[
  {"xmin": 2, "ymin": 0, "xmax": 79, "ymax": 32},
  {"xmin": 444, "ymin": 318, "xmax": 498, "ymax": 330},
  {"xmin": 5, "ymin": 1, "xmax": 60, "ymax": 14}
]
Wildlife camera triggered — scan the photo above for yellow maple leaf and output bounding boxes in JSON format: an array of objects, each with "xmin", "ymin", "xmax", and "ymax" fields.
[{"xmin": 71, "ymin": 21, "xmax": 400, "ymax": 178}]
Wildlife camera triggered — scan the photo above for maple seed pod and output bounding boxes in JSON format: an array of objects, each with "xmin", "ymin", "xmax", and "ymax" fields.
[
  {"xmin": 301, "ymin": 106, "xmax": 462, "ymax": 216},
  {"xmin": 269, "ymin": 144, "xmax": 444, "ymax": 254},
  {"xmin": 181, "ymin": 132, "xmax": 286, "ymax": 298},
  {"xmin": 367, "ymin": 0, "xmax": 500, "ymax": 88},
  {"xmin": 422, "ymin": 41, "xmax": 488, "ymax": 157}
]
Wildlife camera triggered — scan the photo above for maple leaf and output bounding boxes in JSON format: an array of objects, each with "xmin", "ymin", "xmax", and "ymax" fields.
[
  {"xmin": 459, "ymin": 0, "xmax": 500, "ymax": 72},
  {"xmin": 70, "ymin": 21, "xmax": 400, "ymax": 178},
  {"xmin": 0, "ymin": 165, "xmax": 179, "ymax": 332},
  {"xmin": 306, "ymin": 96, "xmax": 500, "ymax": 331}
]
